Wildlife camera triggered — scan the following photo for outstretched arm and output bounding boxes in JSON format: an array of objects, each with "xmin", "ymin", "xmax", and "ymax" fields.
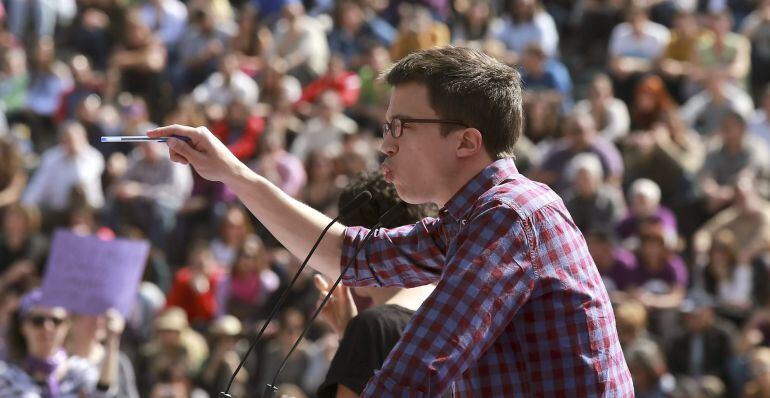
[{"xmin": 148, "ymin": 125, "xmax": 345, "ymax": 280}]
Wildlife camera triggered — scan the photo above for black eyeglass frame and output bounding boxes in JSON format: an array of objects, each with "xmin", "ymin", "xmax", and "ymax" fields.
[{"xmin": 382, "ymin": 117, "xmax": 469, "ymax": 139}]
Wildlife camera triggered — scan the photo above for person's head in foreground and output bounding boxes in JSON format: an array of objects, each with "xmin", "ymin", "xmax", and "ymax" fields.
[{"xmin": 379, "ymin": 46, "xmax": 522, "ymax": 206}]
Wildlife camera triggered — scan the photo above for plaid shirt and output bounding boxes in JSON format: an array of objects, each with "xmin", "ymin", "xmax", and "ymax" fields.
[{"xmin": 341, "ymin": 158, "xmax": 633, "ymax": 397}]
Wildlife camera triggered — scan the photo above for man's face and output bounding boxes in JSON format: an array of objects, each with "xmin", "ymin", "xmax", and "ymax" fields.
[{"xmin": 380, "ymin": 83, "xmax": 462, "ymax": 205}]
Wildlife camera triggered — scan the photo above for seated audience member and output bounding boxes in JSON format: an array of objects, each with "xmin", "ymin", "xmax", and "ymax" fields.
[
  {"xmin": 680, "ymin": 70, "xmax": 754, "ymax": 136},
  {"xmin": 314, "ymin": 172, "xmax": 437, "ymax": 398},
  {"xmin": 0, "ymin": 138, "xmax": 27, "ymax": 214},
  {"xmin": 66, "ymin": 310, "xmax": 140, "ymax": 398},
  {"xmin": 743, "ymin": 347, "xmax": 770, "ymax": 398},
  {"xmin": 607, "ymin": 5, "xmax": 670, "ymax": 103},
  {"xmin": 209, "ymin": 205, "xmax": 254, "ymax": 270},
  {"xmin": 585, "ymin": 228, "xmax": 637, "ymax": 298},
  {"xmin": 0, "ymin": 204, "xmax": 47, "ymax": 287},
  {"xmin": 562, "ymin": 153, "xmax": 625, "ymax": 233},
  {"xmin": 694, "ymin": 172, "xmax": 770, "ymax": 269},
  {"xmin": 695, "ymin": 9, "xmax": 751, "ymax": 88},
  {"xmin": 614, "ymin": 300, "xmax": 657, "ymax": 357},
  {"xmin": 0, "ymin": 289, "xmax": 123, "ymax": 396},
  {"xmin": 628, "ymin": 74, "xmax": 674, "ymax": 131},
  {"xmin": 217, "ymin": 236, "xmax": 280, "ymax": 324},
  {"xmin": 327, "ymin": 0, "xmax": 395, "ymax": 67},
  {"xmin": 291, "ymin": 91, "xmax": 358, "ymax": 162},
  {"xmin": 251, "ymin": 130, "xmax": 308, "ymax": 199},
  {"xmin": 22, "ymin": 121, "xmax": 105, "ymax": 228},
  {"xmin": 192, "ymin": 53, "xmax": 259, "ymax": 108},
  {"xmin": 270, "ymin": 2, "xmax": 330, "ymax": 85},
  {"xmin": 697, "ymin": 111, "xmax": 770, "ymax": 213},
  {"xmin": 702, "ymin": 230, "xmax": 754, "ymax": 318},
  {"xmin": 489, "ymin": 0, "xmax": 559, "ymax": 60},
  {"xmin": 572, "ymin": 73, "xmax": 630, "ymax": 143},
  {"xmin": 625, "ymin": 339, "xmax": 675, "ymax": 398},
  {"xmin": 389, "ymin": 5, "xmax": 451, "ymax": 62},
  {"xmin": 616, "ymin": 178, "xmax": 677, "ymax": 241},
  {"xmin": 628, "ymin": 217, "xmax": 688, "ymax": 311},
  {"xmin": 519, "ymin": 44, "xmax": 573, "ymax": 112},
  {"xmin": 106, "ymin": 140, "xmax": 193, "ymax": 247},
  {"xmin": 297, "ymin": 55, "xmax": 361, "ymax": 110},
  {"xmin": 534, "ymin": 111, "xmax": 624, "ymax": 196},
  {"xmin": 166, "ymin": 243, "xmax": 226, "ymax": 327},
  {"xmin": 657, "ymin": 10, "xmax": 702, "ymax": 102},
  {"xmin": 666, "ymin": 292, "xmax": 735, "ymax": 385},
  {"xmin": 138, "ymin": 307, "xmax": 209, "ymax": 397},
  {"xmin": 196, "ymin": 315, "xmax": 248, "ymax": 397},
  {"xmin": 209, "ymin": 99, "xmax": 265, "ymax": 161}
]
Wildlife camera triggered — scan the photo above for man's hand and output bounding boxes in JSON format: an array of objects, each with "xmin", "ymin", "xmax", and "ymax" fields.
[
  {"xmin": 148, "ymin": 125, "xmax": 247, "ymax": 184},
  {"xmin": 314, "ymin": 274, "xmax": 357, "ymax": 335}
]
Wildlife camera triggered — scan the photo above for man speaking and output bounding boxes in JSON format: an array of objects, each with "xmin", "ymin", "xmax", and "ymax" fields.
[{"xmin": 150, "ymin": 46, "xmax": 633, "ymax": 397}]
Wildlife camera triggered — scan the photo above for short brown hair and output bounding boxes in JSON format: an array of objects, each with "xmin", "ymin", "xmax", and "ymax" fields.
[{"xmin": 383, "ymin": 46, "xmax": 523, "ymax": 159}]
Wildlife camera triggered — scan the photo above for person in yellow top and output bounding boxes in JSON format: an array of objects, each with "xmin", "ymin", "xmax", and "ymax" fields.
[{"xmin": 389, "ymin": 4, "xmax": 450, "ymax": 61}]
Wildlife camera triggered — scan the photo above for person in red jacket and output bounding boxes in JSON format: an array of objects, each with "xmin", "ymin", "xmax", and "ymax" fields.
[
  {"xmin": 297, "ymin": 55, "xmax": 361, "ymax": 110},
  {"xmin": 166, "ymin": 242, "xmax": 225, "ymax": 328},
  {"xmin": 210, "ymin": 99, "xmax": 264, "ymax": 161}
]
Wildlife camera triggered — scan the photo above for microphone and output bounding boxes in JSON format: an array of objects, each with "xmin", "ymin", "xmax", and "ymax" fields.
[
  {"xmin": 219, "ymin": 191, "xmax": 373, "ymax": 397},
  {"xmin": 264, "ymin": 202, "xmax": 408, "ymax": 396}
]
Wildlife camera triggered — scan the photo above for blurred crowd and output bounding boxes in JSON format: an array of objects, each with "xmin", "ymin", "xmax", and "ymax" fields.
[{"xmin": 4, "ymin": 0, "xmax": 770, "ymax": 397}]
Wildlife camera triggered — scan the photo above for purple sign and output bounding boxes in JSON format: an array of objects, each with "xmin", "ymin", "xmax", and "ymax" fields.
[{"xmin": 40, "ymin": 229, "xmax": 150, "ymax": 317}]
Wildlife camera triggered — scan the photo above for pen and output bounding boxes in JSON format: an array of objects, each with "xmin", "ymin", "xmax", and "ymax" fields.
[{"xmin": 100, "ymin": 135, "xmax": 192, "ymax": 143}]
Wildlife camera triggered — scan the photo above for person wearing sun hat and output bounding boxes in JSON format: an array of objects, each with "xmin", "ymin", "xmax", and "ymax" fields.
[
  {"xmin": 0, "ymin": 288, "xmax": 123, "ymax": 397},
  {"xmin": 197, "ymin": 315, "xmax": 247, "ymax": 397}
]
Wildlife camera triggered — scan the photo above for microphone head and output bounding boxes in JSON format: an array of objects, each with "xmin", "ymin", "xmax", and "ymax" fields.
[
  {"xmin": 378, "ymin": 202, "xmax": 408, "ymax": 227},
  {"xmin": 339, "ymin": 190, "xmax": 373, "ymax": 215}
]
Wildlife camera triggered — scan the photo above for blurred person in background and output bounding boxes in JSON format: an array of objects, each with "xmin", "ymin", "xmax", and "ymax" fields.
[
  {"xmin": 66, "ymin": 310, "xmax": 139, "ymax": 398},
  {"xmin": 297, "ymin": 55, "xmax": 362, "ymax": 112},
  {"xmin": 0, "ymin": 204, "xmax": 46, "ymax": 293},
  {"xmin": 680, "ymin": 70, "xmax": 754, "ymax": 136},
  {"xmin": 106, "ymin": 140, "xmax": 192, "ymax": 247},
  {"xmin": 138, "ymin": 307, "xmax": 208, "ymax": 397},
  {"xmin": 217, "ymin": 236, "xmax": 280, "ymax": 324},
  {"xmin": 196, "ymin": 315, "xmax": 248, "ymax": 397},
  {"xmin": 270, "ymin": 2, "xmax": 330, "ymax": 85},
  {"xmin": 629, "ymin": 74, "xmax": 674, "ymax": 132},
  {"xmin": 137, "ymin": 0, "xmax": 189, "ymax": 52},
  {"xmin": 626, "ymin": 339, "xmax": 676, "ymax": 398},
  {"xmin": 106, "ymin": 9, "xmax": 169, "ymax": 123},
  {"xmin": 327, "ymin": 0, "xmax": 395, "ymax": 68},
  {"xmin": 192, "ymin": 52, "xmax": 259, "ymax": 109},
  {"xmin": 534, "ymin": 111, "xmax": 624, "ymax": 195},
  {"xmin": 450, "ymin": 0, "xmax": 494, "ymax": 48},
  {"xmin": 702, "ymin": 230, "xmax": 754, "ymax": 319},
  {"xmin": 176, "ymin": 6, "xmax": 232, "ymax": 93},
  {"xmin": 6, "ymin": 0, "xmax": 64, "ymax": 43},
  {"xmin": 209, "ymin": 205, "xmax": 254, "ymax": 269},
  {"xmin": 573, "ymin": 73, "xmax": 630, "ymax": 143},
  {"xmin": 697, "ymin": 111, "xmax": 770, "ymax": 214},
  {"xmin": 0, "ymin": 289, "xmax": 123, "ymax": 397},
  {"xmin": 166, "ymin": 242, "xmax": 226, "ymax": 328},
  {"xmin": 230, "ymin": 4, "xmax": 271, "ymax": 75},
  {"xmin": 695, "ymin": 9, "xmax": 751, "ymax": 89},
  {"xmin": 210, "ymin": 98, "xmax": 265, "ymax": 161},
  {"xmin": 291, "ymin": 90, "xmax": 358, "ymax": 162},
  {"xmin": 254, "ymin": 308, "xmax": 314, "ymax": 396},
  {"xmin": 562, "ymin": 153, "xmax": 625, "ymax": 234},
  {"xmin": 743, "ymin": 347, "xmax": 770, "ymax": 398},
  {"xmin": 666, "ymin": 292, "xmax": 736, "ymax": 389},
  {"xmin": 585, "ymin": 228, "xmax": 637, "ymax": 299},
  {"xmin": 0, "ymin": 137, "xmax": 27, "ymax": 215},
  {"xmin": 251, "ymin": 130, "xmax": 308, "ymax": 199},
  {"xmin": 489, "ymin": 0, "xmax": 559, "ymax": 62},
  {"xmin": 22, "ymin": 121, "xmax": 104, "ymax": 230},
  {"xmin": 519, "ymin": 43, "xmax": 573, "ymax": 112},
  {"xmin": 657, "ymin": 10, "xmax": 703, "ymax": 102},
  {"xmin": 616, "ymin": 178, "xmax": 677, "ymax": 241},
  {"xmin": 0, "ymin": 48, "xmax": 29, "ymax": 117},
  {"xmin": 55, "ymin": 55, "xmax": 101, "ymax": 125},
  {"xmin": 614, "ymin": 300, "xmax": 657, "ymax": 356},
  {"xmin": 607, "ymin": 5, "xmax": 670, "ymax": 104},
  {"xmin": 389, "ymin": 4, "xmax": 451, "ymax": 61},
  {"xmin": 741, "ymin": 0, "xmax": 770, "ymax": 101},
  {"xmin": 301, "ymin": 149, "xmax": 343, "ymax": 215}
]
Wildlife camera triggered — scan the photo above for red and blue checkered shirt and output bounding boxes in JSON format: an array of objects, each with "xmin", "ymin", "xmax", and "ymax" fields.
[{"xmin": 340, "ymin": 158, "xmax": 634, "ymax": 397}]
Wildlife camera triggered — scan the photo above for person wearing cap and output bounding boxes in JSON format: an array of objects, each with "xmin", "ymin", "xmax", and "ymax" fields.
[
  {"xmin": 197, "ymin": 315, "xmax": 247, "ymax": 398},
  {"xmin": 0, "ymin": 289, "xmax": 123, "ymax": 397}
]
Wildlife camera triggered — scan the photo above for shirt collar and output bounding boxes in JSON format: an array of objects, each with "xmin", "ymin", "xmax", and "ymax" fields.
[{"xmin": 439, "ymin": 158, "xmax": 519, "ymax": 222}]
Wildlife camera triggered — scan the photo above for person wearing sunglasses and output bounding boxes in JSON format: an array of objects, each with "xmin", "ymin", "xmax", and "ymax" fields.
[
  {"xmin": 0, "ymin": 289, "xmax": 122, "ymax": 397},
  {"xmin": 149, "ymin": 46, "xmax": 632, "ymax": 396}
]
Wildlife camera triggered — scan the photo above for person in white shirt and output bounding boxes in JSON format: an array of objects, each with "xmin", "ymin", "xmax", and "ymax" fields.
[
  {"xmin": 573, "ymin": 73, "xmax": 630, "ymax": 143},
  {"xmin": 138, "ymin": 0, "xmax": 189, "ymax": 49},
  {"xmin": 488, "ymin": 0, "xmax": 559, "ymax": 60},
  {"xmin": 22, "ymin": 121, "xmax": 104, "ymax": 214},
  {"xmin": 290, "ymin": 90, "xmax": 358, "ymax": 161},
  {"xmin": 192, "ymin": 53, "xmax": 259, "ymax": 108},
  {"xmin": 271, "ymin": 2, "xmax": 330, "ymax": 85}
]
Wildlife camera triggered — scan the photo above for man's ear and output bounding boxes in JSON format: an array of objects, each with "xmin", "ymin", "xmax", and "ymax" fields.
[{"xmin": 456, "ymin": 128, "xmax": 484, "ymax": 159}]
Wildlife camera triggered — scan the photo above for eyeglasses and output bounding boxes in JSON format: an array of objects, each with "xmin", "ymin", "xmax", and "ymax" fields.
[
  {"xmin": 26, "ymin": 314, "xmax": 67, "ymax": 328},
  {"xmin": 382, "ymin": 117, "xmax": 468, "ymax": 139}
]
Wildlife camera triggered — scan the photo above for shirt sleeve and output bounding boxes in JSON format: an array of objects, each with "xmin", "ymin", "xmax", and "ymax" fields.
[
  {"xmin": 341, "ymin": 218, "xmax": 446, "ymax": 288},
  {"xmin": 360, "ymin": 206, "xmax": 537, "ymax": 397}
]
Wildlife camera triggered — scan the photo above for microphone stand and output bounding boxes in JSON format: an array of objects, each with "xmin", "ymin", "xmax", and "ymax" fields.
[
  {"xmin": 219, "ymin": 191, "xmax": 372, "ymax": 397},
  {"xmin": 264, "ymin": 203, "xmax": 406, "ymax": 396}
]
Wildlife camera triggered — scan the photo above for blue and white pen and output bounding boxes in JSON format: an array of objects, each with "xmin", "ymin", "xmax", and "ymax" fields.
[{"xmin": 100, "ymin": 135, "xmax": 192, "ymax": 143}]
